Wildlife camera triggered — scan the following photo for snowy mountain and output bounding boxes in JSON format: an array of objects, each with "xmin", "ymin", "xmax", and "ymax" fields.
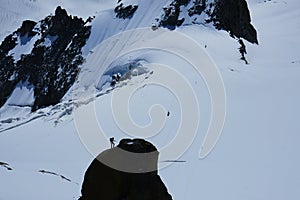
[
  {"xmin": 0, "ymin": 6, "xmax": 91, "ymax": 111},
  {"xmin": 0, "ymin": 0, "xmax": 300, "ymax": 199},
  {"xmin": 0, "ymin": 0, "xmax": 257, "ymax": 112}
]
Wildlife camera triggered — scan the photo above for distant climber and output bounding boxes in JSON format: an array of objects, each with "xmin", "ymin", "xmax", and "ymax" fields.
[{"xmin": 110, "ymin": 137, "xmax": 116, "ymax": 148}]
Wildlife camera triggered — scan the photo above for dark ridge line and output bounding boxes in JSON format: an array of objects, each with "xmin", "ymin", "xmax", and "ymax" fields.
[
  {"xmin": 0, "ymin": 161, "xmax": 13, "ymax": 171},
  {"xmin": 0, "ymin": 114, "xmax": 46, "ymax": 133},
  {"xmin": 160, "ymin": 160, "xmax": 187, "ymax": 163},
  {"xmin": 7, "ymin": 104, "xmax": 32, "ymax": 108},
  {"xmin": 38, "ymin": 169, "xmax": 78, "ymax": 184}
]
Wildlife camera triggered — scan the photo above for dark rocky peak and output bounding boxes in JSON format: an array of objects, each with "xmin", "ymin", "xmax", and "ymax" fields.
[
  {"xmin": 55, "ymin": 5, "xmax": 68, "ymax": 18},
  {"xmin": 18, "ymin": 20, "xmax": 37, "ymax": 37},
  {"xmin": 79, "ymin": 138, "xmax": 173, "ymax": 200},
  {"xmin": 0, "ymin": 6, "xmax": 91, "ymax": 110},
  {"xmin": 48, "ymin": 6, "xmax": 85, "ymax": 36},
  {"xmin": 157, "ymin": 0, "xmax": 257, "ymax": 63},
  {"xmin": 159, "ymin": 0, "xmax": 258, "ymax": 44},
  {"xmin": 207, "ymin": 0, "xmax": 258, "ymax": 44}
]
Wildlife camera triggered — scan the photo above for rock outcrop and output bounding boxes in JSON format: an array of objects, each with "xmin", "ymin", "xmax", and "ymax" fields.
[
  {"xmin": 159, "ymin": 0, "xmax": 258, "ymax": 44},
  {"xmin": 0, "ymin": 6, "xmax": 91, "ymax": 110},
  {"xmin": 160, "ymin": 0, "xmax": 189, "ymax": 30},
  {"xmin": 207, "ymin": 0, "xmax": 258, "ymax": 44},
  {"xmin": 79, "ymin": 138, "xmax": 173, "ymax": 200},
  {"xmin": 114, "ymin": 2, "xmax": 138, "ymax": 19}
]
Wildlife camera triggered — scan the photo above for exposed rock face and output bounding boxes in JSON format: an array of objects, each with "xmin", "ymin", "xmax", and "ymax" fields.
[
  {"xmin": 188, "ymin": 0, "xmax": 206, "ymax": 16},
  {"xmin": 114, "ymin": 2, "xmax": 138, "ymax": 19},
  {"xmin": 18, "ymin": 20, "xmax": 37, "ymax": 37},
  {"xmin": 0, "ymin": 6, "xmax": 91, "ymax": 110},
  {"xmin": 159, "ymin": 0, "xmax": 258, "ymax": 44},
  {"xmin": 79, "ymin": 139, "xmax": 173, "ymax": 200},
  {"xmin": 207, "ymin": 0, "xmax": 258, "ymax": 44},
  {"xmin": 160, "ymin": 0, "xmax": 189, "ymax": 30}
]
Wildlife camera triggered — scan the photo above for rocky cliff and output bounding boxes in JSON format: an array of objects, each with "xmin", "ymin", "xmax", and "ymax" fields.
[
  {"xmin": 0, "ymin": 6, "xmax": 91, "ymax": 111},
  {"xmin": 159, "ymin": 0, "xmax": 258, "ymax": 44},
  {"xmin": 79, "ymin": 138, "xmax": 173, "ymax": 200}
]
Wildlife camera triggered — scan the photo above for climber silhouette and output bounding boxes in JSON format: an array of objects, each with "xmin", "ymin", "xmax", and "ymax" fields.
[{"xmin": 110, "ymin": 137, "xmax": 116, "ymax": 148}]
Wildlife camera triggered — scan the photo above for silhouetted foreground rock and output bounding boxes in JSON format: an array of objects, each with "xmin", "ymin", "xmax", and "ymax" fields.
[{"xmin": 79, "ymin": 139, "xmax": 173, "ymax": 200}]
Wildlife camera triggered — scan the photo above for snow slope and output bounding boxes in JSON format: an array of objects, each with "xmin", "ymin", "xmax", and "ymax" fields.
[{"xmin": 1, "ymin": 0, "xmax": 300, "ymax": 200}]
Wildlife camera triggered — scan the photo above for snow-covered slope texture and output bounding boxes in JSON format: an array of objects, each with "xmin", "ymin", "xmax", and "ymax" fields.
[
  {"xmin": 83, "ymin": 0, "xmax": 258, "ymax": 56},
  {"xmin": 0, "ymin": 0, "xmax": 258, "ymax": 131},
  {"xmin": 0, "ymin": 0, "xmax": 258, "ymax": 110},
  {"xmin": 1, "ymin": 0, "xmax": 300, "ymax": 200}
]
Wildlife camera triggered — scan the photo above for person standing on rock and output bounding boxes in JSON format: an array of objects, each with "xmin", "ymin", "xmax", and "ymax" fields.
[{"xmin": 110, "ymin": 137, "xmax": 116, "ymax": 148}]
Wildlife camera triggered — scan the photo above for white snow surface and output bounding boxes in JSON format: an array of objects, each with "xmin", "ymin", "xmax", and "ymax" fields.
[
  {"xmin": 8, "ymin": 32, "xmax": 40, "ymax": 61},
  {"xmin": 1, "ymin": 0, "xmax": 300, "ymax": 200},
  {"xmin": 5, "ymin": 80, "xmax": 35, "ymax": 107}
]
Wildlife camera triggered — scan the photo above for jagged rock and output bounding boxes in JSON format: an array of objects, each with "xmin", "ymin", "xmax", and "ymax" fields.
[
  {"xmin": 114, "ymin": 3, "xmax": 138, "ymax": 19},
  {"xmin": 0, "ymin": 35, "xmax": 18, "ymax": 107},
  {"xmin": 0, "ymin": 6, "xmax": 91, "ymax": 110},
  {"xmin": 159, "ymin": 0, "xmax": 258, "ymax": 44},
  {"xmin": 188, "ymin": 0, "xmax": 206, "ymax": 16},
  {"xmin": 79, "ymin": 138, "xmax": 173, "ymax": 200},
  {"xmin": 207, "ymin": 0, "xmax": 258, "ymax": 44},
  {"xmin": 18, "ymin": 20, "xmax": 38, "ymax": 37},
  {"xmin": 160, "ymin": 0, "xmax": 189, "ymax": 30}
]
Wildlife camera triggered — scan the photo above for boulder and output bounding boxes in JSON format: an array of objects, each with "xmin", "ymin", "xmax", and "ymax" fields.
[{"xmin": 79, "ymin": 138, "xmax": 173, "ymax": 200}]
